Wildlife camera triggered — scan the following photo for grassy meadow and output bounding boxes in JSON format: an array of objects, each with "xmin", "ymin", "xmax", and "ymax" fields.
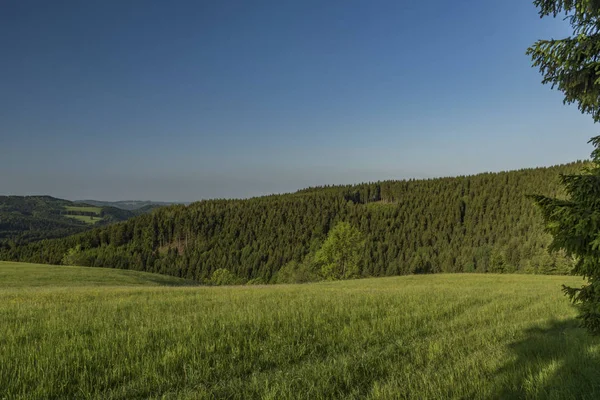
[
  {"xmin": 63, "ymin": 205, "xmax": 103, "ymax": 224},
  {"xmin": 1, "ymin": 262, "xmax": 599, "ymax": 399}
]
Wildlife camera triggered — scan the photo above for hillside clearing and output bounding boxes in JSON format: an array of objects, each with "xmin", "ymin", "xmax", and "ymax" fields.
[{"xmin": 1, "ymin": 263, "xmax": 599, "ymax": 399}]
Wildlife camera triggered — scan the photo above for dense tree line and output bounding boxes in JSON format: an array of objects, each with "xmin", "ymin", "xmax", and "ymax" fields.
[{"xmin": 0, "ymin": 162, "xmax": 586, "ymax": 282}]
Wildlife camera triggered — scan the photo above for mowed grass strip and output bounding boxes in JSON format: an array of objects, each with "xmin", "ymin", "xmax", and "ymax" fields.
[{"xmin": 1, "ymin": 263, "xmax": 599, "ymax": 399}]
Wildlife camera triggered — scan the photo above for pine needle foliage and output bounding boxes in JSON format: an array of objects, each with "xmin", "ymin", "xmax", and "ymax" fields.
[
  {"xmin": 529, "ymin": 1, "xmax": 600, "ymax": 333},
  {"xmin": 531, "ymin": 139, "xmax": 600, "ymax": 333},
  {"xmin": 528, "ymin": 0, "xmax": 600, "ymax": 121}
]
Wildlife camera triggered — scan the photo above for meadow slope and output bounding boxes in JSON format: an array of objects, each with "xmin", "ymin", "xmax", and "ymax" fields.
[{"xmin": 1, "ymin": 262, "xmax": 599, "ymax": 399}]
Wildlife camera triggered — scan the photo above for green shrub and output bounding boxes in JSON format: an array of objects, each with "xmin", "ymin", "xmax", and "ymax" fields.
[
  {"xmin": 273, "ymin": 258, "xmax": 319, "ymax": 284},
  {"xmin": 209, "ymin": 268, "xmax": 239, "ymax": 286}
]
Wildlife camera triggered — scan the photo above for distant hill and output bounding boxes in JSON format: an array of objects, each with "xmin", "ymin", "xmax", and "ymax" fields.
[
  {"xmin": 2, "ymin": 162, "xmax": 588, "ymax": 282},
  {"xmin": 0, "ymin": 196, "xmax": 155, "ymax": 247},
  {"xmin": 75, "ymin": 200, "xmax": 185, "ymax": 211}
]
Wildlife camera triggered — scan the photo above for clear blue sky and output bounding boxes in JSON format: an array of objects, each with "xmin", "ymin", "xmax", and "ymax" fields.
[{"xmin": 1, "ymin": 0, "xmax": 596, "ymax": 201}]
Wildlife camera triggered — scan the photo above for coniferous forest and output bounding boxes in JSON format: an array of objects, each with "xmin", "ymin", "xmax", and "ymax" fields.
[{"xmin": 0, "ymin": 162, "xmax": 586, "ymax": 283}]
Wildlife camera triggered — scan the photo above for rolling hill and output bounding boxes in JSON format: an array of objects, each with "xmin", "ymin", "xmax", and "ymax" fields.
[
  {"xmin": 1, "ymin": 162, "xmax": 586, "ymax": 282},
  {"xmin": 0, "ymin": 196, "xmax": 157, "ymax": 247}
]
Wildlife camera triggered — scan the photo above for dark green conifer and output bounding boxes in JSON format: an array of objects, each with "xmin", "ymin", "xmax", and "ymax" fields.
[{"xmin": 529, "ymin": 0, "xmax": 600, "ymax": 333}]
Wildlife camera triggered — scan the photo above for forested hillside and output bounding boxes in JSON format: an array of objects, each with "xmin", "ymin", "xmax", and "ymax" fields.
[
  {"xmin": 0, "ymin": 196, "xmax": 153, "ymax": 248},
  {"xmin": 1, "ymin": 162, "xmax": 585, "ymax": 282}
]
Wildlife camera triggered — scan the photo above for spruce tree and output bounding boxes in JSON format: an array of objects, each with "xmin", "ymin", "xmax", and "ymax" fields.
[
  {"xmin": 529, "ymin": 0, "xmax": 600, "ymax": 333},
  {"xmin": 528, "ymin": 0, "xmax": 600, "ymax": 122}
]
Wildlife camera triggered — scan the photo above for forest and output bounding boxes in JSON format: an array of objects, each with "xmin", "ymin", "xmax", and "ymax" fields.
[
  {"xmin": 0, "ymin": 196, "xmax": 156, "ymax": 248},
  {"xmin": 0, "ymin": 162, "xmax": 586, "ymax": 283}
]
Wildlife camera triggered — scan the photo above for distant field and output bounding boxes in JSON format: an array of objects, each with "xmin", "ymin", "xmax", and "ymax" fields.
[
  {"xmin": 62, "ymin": 205, "xmax": 103, "ymax": 224},
  {"xmin": 64, "ymin": 205, "xmax": 102, "ymax": 214},
  {"xmin": 1, "ymin": 262, "xmax": 599, "ymax": 399}
]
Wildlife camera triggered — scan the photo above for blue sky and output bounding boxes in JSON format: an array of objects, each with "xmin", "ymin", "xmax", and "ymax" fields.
[{"xmin": 0, "ymin": 0, "xmax": 596, "ymax": 201}]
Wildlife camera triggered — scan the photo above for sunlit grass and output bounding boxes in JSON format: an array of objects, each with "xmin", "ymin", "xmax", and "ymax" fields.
[{"xmin": 1, "ymin": 262, "xmax": 599, "ymax": 399}]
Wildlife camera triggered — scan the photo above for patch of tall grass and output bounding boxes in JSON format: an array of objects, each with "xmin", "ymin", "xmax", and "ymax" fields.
[{"xmin": 1, "ymin": 263, "xmax": 598, "ymax": 399}]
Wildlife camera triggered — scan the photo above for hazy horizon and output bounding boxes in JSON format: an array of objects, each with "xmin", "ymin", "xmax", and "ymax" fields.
[
  {"xmin": 1, "ymin": 0, "xmax": 597, "ymax": 202},
  {"xmin": 1, "ymin": 159, "xmax": 589, "ymax": 203}
]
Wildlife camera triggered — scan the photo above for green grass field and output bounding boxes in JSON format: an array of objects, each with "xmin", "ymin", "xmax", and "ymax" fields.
[
  {"xmin": 1, "ymin": 262, "xmax": 599, "ymax": 399},
  {"xmin": 62, "ymin": 205, "xmax": 103, "ymax": 224}
]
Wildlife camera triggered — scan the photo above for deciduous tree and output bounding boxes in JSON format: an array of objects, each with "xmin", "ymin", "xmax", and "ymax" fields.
[{"xmin": 315, "ymin": 222, "xmax": 364, "ymax": 280}]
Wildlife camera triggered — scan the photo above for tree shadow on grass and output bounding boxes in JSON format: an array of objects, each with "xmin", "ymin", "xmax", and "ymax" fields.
[{"xmin": 494, "ymin": 318, "xmax": 600, "ymax": 399}]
